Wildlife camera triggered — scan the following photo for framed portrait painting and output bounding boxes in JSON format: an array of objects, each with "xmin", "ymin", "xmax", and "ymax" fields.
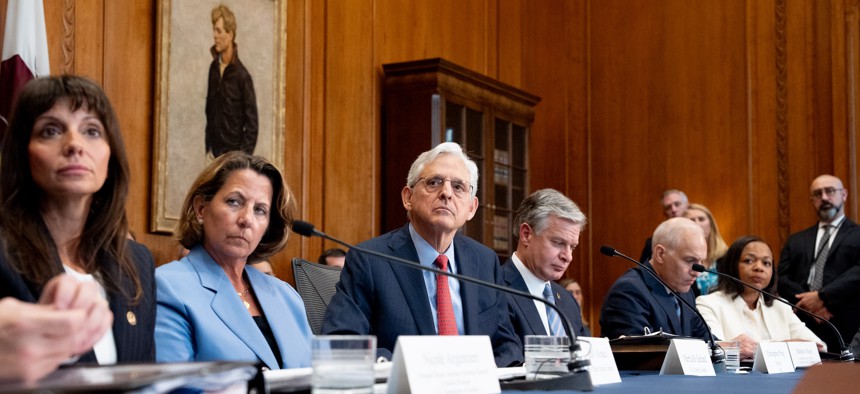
[{"xmin": 152, "ymin": 0, "xmax": 286, "ymax": 233}]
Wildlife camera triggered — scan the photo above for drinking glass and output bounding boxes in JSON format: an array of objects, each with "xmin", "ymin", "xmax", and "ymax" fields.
[
  {"xmin": 311, "ymin": 335, "xmax": 376, "ymax": 393},
  {"xmin": 523, "ymin": 335, "xmax": 571, "ymax": 380}
]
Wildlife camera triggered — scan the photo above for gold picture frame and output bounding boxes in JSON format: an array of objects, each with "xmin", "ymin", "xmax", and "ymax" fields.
[{"xmin": 152, "ymin": 0, "xmax": 286, "ymax": 233}]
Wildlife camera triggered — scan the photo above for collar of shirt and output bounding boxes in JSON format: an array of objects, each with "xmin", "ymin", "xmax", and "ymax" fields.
[
  {"xmin": 511, "ymin": 252, "xmax": 551, "ymax": 298},
  {"xmin": 732, "ymin": 291, "xmax": 765, "ymax": 309},
  {"xmin": 820, "ymin": 215, "xmax": 846, "ymax": 230},
  {"xmin": 408, "ymin": 223, "xmax": 456, "ymax": 272}
]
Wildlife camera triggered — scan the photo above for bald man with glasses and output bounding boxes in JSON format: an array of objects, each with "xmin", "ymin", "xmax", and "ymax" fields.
[{"xmin": 778, "ymin": 174, "xmax": 860, "ymax": 352}]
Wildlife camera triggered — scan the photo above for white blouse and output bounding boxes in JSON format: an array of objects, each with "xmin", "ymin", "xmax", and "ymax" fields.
[{"xmin": 63, "ymin": 265, "xmax": 118, "ymax": 364}]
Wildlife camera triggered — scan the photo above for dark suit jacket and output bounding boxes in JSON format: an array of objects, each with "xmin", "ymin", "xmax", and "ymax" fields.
[
  {"xmin": 206, "ymin": 46, "xmax": 258, "ymax": 157},
  {"xmin": 501, "ymin": 259, "xmax": 586, "ymax": 342},
  {"xmin": 321, "ymin": 224, "xmax": 523, "ymax": 367},
  {"xmin": 777, "ymin": 219, "xmax": 860, "ymax": 351},
  {"xmin": 639, "ymin": 237, "xmax": 653, "ymax": 263},
  {"xmin": 0, "ymin": 238, "xmax": 156, "ymax": 363},
  {"xmin": 599, "ymin": 262, "xmax": 711, "ymax": 341}
]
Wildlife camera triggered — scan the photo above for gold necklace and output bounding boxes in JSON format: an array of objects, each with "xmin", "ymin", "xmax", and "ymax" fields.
[{"xmin": 236, "ymin": 279, "xmax": 251, "ymax": 310}]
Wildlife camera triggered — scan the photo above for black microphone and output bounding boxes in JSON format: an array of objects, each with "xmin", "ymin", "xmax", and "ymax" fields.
[
  {"xmin": 692, "ymin": 263, "xmax": 855, "ymax": 362},
  {"xmin": 292, "ymin": 220, "xmax": 591, "ymax": 376},
  {"xmin": 600, "ymin": 245, "xmax": 726, "ymax": 366}
]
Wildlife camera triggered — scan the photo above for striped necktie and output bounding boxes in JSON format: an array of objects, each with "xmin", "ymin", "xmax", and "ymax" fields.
[
  {"xmin": 543, "ymin": 283, "xmax": 566, "ymax": 337},
  {"xmin": 810, "ymin": 224, "xmax": 833, "ymax": 291}
]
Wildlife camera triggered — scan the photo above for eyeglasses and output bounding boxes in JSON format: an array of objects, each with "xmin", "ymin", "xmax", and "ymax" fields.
[
  {"xmin": 810, "ymin": 187, "xmax": 843, "ymax": 199},
  {"xmin": 414, "ymin": 176, "xmax": 473, "ymax": 197}
]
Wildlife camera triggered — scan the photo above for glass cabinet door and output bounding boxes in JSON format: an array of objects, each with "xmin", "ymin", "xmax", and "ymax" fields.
[
  {"xmin": 442, "ymin": 102, "xmax": 529, "ymax": 258},
  {"xmin": 493, "ymin": 118, "xmax": 512, "ymax": 253},
  {"xmin": 444, "ymin": 101, "xmax": 485, "ymax": 243},
  {"xmin": 490, "ymin": 118, "xmax": 528, "ymax": 257}
]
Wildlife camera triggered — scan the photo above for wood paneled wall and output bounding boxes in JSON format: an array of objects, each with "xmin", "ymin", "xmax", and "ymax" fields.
[
  {"xmin": 585, "ymin": 0, "xmax": 860, "ymax": 335},
  {"xmin": 3, "ymin": 0, "xmax": 857, "ymax": 336}
]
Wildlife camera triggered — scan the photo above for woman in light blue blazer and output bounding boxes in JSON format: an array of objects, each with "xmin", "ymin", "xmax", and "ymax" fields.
[{"xmin": 155, "ymin": 152, "xmax": 312, "ymax": 369}]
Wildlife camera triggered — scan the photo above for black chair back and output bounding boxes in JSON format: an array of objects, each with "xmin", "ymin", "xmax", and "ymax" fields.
[{"xmin": 291, "ymin": 257, "xmax": 342, "ymax": 335}]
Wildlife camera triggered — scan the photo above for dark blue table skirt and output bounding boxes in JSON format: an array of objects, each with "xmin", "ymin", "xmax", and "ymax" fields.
[{"xmin": 504, "ymin": 369, "xmax": 805, "ymax": 393}]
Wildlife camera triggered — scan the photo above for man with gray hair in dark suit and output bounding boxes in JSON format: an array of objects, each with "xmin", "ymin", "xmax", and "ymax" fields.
[
  {"xmin": 502, "ymin": 189, "xmax": 588, "ymax": 343},
  {"xmin": 322, "ymin": 142, "xmax": 522, "ymax": 367}
]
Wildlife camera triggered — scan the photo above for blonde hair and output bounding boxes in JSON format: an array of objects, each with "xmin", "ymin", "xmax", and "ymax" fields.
[
  {"xmin": 211, "ymin": 4, "xmax": 237, "ymax": 40},
  {"xmin": 686, "ymin": 203, "xmax": 728, "ymax": 264}
]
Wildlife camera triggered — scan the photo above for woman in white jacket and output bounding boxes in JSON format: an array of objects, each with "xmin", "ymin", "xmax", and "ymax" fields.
[{"xmin": 696, "ymin": 236, "xmax": 826, "ymax": 359}]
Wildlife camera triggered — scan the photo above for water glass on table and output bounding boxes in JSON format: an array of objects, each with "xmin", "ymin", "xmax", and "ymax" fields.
[
  {"xmin": 524, "ymin": 335, "xmax": 571, "ymax": 380},
  {"xmin": 718, "ymin": 340, "xmax": 741, "ymax": 373},
  {"xmin": 312, "ymin": 335, "xmax": 377, "ymax": 394}
]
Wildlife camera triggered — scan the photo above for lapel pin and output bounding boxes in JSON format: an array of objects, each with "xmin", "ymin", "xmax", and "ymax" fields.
[{"xmin": 127, "ymin": 311, "xmax": 137, "ymax": 326}]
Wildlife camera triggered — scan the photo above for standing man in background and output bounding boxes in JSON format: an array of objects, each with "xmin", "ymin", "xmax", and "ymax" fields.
[
  {"xmin": 778, "ymin": 174, "xmax": 860, "ymax": 352},
  {"xmin": 640, "ymin": 189, "xmax": 689, "ymax": 262},
  {"xmin": 205, "ymin": 4, "xmax": 258, "ymax": 158}
]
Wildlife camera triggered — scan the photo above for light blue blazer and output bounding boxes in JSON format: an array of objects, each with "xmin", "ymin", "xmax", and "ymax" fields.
[{"xmin": 155, "ymin": 246, "xmax": 312, "ymax": 369}]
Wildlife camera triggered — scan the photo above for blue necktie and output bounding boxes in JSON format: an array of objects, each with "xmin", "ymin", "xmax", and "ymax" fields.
[
  {"xmin": 543, "ymin": 284, "xmax": 566, "ymax": 337},
  {"xmin": 673, "ymin": 296, "xmax": 681, "ymax": 318}
]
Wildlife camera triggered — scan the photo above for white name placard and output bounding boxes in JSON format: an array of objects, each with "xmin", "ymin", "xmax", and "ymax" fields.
[
  {"xmin": 576, "ymin": 337, "xmax": 621, "ymax": 385},
  {"xmin": 659, "ymin": 338, "xmax": 716, "ymax": 376},
  {"xmin": 787, "ymin": 341, "xmax": 821, "ymax": 368},
  {"xmin": 387, "ymin": 336, "xmax": 500, "ymax": 394},
  {"xmin": 753, "ymin": 341, "xmax": 795, "ymax": 374}
]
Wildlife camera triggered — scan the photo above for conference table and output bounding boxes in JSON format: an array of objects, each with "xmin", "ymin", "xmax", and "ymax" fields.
[
  {"xmin": 267, "ymin": 367, "xmax": 817, "ymax": 393},
  {"xmin": 1, "ymin": 358, "xmax": 853, "ymax": 393}
]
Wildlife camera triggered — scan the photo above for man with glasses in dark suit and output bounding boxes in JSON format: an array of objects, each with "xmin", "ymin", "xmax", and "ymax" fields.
[
  {"xmin": 321, "ymin": 142, "xmax": 522, "ymax": 367},
  {"xmin": 778, "ymin": 174, "xmax": 860, "ymax": 353}
]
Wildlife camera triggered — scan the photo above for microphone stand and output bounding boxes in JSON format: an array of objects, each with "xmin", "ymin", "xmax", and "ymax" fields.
[
  {"xmin": 293, "ymin": 221, "xmax": 593, "ymax": 391},
  {"xmin": 694, "ymin": 264, "xmax": 855, "ymax": 362},
  {"xmin": 600, "ymin": 246, "xmax": 726, "ymax": 369}
]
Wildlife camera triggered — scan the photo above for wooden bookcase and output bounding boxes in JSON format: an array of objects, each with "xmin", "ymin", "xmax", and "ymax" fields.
[{"xmin": 381, "ymin": 58, "xmax": 541, "ymax": 259}]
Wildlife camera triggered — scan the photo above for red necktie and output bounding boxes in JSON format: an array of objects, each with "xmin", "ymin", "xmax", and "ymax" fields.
[{"xmin": 434, "ymin": 254, "xmax": 458, "ymax": 335}]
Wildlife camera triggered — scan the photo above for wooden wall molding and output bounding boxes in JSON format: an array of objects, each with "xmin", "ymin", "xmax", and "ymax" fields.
[
  {"xmin": 62, "ymin": 0, "xmax": 74, "ymax": 74},
  {"xmin": 775, "ymin": 0, "xmax": 790, "ymax": 246}
]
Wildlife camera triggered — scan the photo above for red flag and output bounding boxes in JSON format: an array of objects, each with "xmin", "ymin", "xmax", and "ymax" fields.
[{"xmin": 0, "ymin": 0, "xmax": 50, "ymax": 137}]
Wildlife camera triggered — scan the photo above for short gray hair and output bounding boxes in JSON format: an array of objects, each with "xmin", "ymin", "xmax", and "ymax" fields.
[
  {"xmin": 652, "ymin": 217, "xmax": 702, "ymax": 252},
  {"xmin": 512, "ymin": 189, "xmax": 586, "ymax": 238},
  {"xmin": 405, "ymin": 142, "xmax": 479, "ymax": 198},
  {"xmin": 662, "ymin": 189, "xmax": 688, "ymax": 203}
]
